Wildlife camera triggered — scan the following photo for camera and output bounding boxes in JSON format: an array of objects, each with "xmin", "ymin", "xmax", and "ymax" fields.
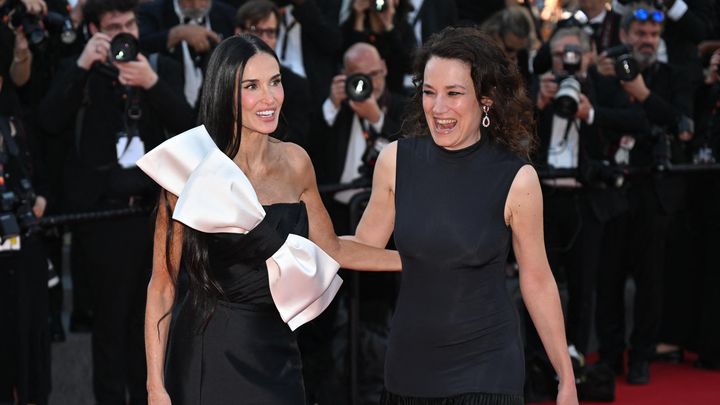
[
  {"xmin": 0, "ymin": 118, "xmax": 39, "ymax": 242},
  {"xmin": 93, "ymin": 33, "xmax": 140, "ymax": 79},
  {"xmin": 5, "ymin": 3, "xmax": 76, "ymax": 45},
  {"xmin": 373, "ymin": 0, "xmax": 388, "ymax": 12},
  {"xmin": 604, "ymin": 44, "xmax": 639, "ymax": 81},
  {"xmin": 345, "ymin": 73, "xmax": 374, "ymax": 102},
  {"xmin": 553, "ymin": 44, "xmax": 583, "ymax": 119},
  {"xmin": 110, "ymin": 33, "xmax": 139, "ymax": 62}
]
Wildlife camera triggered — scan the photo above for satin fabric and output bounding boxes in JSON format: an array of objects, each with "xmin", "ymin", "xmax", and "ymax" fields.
[{"xmin": 137, "ymin": 125, "xmax": 342, "ymax": 330}]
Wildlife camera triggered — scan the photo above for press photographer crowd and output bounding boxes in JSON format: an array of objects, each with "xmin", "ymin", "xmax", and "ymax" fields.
[{"xmin": 1, "ymin": 0, "xmax": 719, "ymax": 403}]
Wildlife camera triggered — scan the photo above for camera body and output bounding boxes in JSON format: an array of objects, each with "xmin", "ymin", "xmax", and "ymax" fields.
[
  {"xmin": 4, "ymin": 3, "xmax": 76, "ymax": 45},
  {"xmin": 553, "ymin": 44, "xmax": 583, "ymax": 119},
  {"xmin": 0, "ymin": 118, "xmax": 39, "ymax": 242},
  {"xmin": 604, "ymin": 44, "xmax": 640, "ymax": 81},
  {"xmin": 345, "ymin": 73, "xmax": 374, "ymax": 102}
]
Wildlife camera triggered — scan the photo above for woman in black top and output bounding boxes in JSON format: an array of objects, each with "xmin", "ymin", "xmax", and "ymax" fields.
[{"xmin": 347, "ymin": 27, "xmax": 578, "ymax": 404}]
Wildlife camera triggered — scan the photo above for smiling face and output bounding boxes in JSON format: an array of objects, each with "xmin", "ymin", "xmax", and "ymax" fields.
[
  {"xmin": 239, "ymin": 52, "xmax": 284, "ymax": 135},
  {"xmin": 422, "ymin": 56, "xmax": 486, "ymax": 150}
]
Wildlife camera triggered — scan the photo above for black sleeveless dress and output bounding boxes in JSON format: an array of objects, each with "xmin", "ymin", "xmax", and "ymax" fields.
[
  {"xmin": 382, "ymin": 136, "xmax": 526, "ymax": 404},
  {"xmin": 164, "ymin": 202, "xmax": 308, "ymax": 405}
]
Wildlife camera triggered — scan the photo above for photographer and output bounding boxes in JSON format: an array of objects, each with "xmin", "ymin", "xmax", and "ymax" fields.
[
  {"xmin": 594, "ymin": 2, "xmax": 694, "ymax": 385},
  {"xmin": 37, "ymin": 0, "xmax": 193, "ymax": 402},
  {"xmin": 531, "ymin": 26, "xmax": 644, "ymax": 373},
  {"xmin": 341, "ymin": 0, "xmax": 414, "ymax": 94},
  {"xmin": 137, "ymin": 0, "xmax": 235, "ymax": 107},
  {"xmin": 0, "ymin": 73, "xmax": 51, "ymax": 405}
]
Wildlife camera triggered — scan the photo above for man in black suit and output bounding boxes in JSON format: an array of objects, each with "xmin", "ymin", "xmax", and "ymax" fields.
[
  {"xmin": 274, "ymin": 0, "xmax": 344, "ymax": 106},
  {"xmin": 234, "ymin": 0, "xmax": 312, "ymax": 148},
  {"xmin": 137, "ymin": 0, "xmax": 235, "ymax": 107},
  {"xmin": 532, "ymin": 26, "xmax": 643, "ymax": 369},
  {"xmin": 594, "ymin": 3, "xmax": 694, "ymax": 385},
  {"xmin": 38, "ymin": 0, "xmax": 194, "ymax": 402}
]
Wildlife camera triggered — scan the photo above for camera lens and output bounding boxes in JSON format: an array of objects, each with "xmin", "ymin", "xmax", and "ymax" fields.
[
  {"xmin": 614, "ymin": 55, "xmax": 639, "ymax": 81},
  {"xmin": 110, "ymin": 33, "xmax": 139, "ymax": 62},
  {"xmin": 345, "ymin": 73, "xmax": 374, "ymax": 102},
  {"xmin": 374, "ymin": 0, "xmax": 388, "ymax": 12},
  {"xmin": 553, "ymin": 76, "xmax": 581, "ymax": 119}
]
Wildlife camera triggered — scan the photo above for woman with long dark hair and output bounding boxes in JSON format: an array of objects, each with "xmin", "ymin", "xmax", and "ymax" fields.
[
  {"xmin": 139, "ymin": 34, "xmax": 400, "ymax": 405},
  {"xmin": 348, "ymin": 26, "xmax": 578, "ymax": 404}
]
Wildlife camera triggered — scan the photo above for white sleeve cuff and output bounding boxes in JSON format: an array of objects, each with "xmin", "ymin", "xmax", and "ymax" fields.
[
  {"xmin": 587, "ymin": 107, "xmax": 595, "ymax": 125},
  {"xmin": 369, "ymin": 112, "xmax": 385, "ymax": 133},
  {"xmin": 322, "ymin": 98, "xmax": 340, "ymax": 126},
  {"xmin": 667, "ymin": 0, "xmax": 688, "ymax": 21},
  {"xmin": 612, "ymin": 0, "xmax": 631, "ymax": 15}
]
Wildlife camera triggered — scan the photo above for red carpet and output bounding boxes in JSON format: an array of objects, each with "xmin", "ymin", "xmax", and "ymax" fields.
[{"xmin": 536, "ymin": 353, "xmax": 720, "ymax": 405}]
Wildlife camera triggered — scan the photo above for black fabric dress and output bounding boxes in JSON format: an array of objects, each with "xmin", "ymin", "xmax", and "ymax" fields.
[
  {"xmin": 381, "ymin": 136, "xmax": 526, "ymax": 404},
  {"xmin": 165, "ymin": 202, "xmax": 308, "ymax": 405}
]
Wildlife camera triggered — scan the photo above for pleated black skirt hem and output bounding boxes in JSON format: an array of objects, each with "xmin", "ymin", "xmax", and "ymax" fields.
[{"xmin": 380, "ymin": 390, "xmax": 524, "ymax": 405}]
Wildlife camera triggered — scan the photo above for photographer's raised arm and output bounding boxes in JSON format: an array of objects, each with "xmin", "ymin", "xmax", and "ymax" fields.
[{"xmin": 9, "ymin": 29, "xmax": 32, "ymax": 87}]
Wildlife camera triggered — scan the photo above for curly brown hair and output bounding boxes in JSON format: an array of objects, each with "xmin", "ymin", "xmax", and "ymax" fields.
[{"xmin": 402, "ymin": 26, "xmax": 536, "ymax": 159}]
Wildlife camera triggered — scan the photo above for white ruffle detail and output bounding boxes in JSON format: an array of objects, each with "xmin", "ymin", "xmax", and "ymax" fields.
[
  {"xmin": 137, "ymin": 125, "xmax": 342, "ymax": 330},
  {"xmin": 136, "ymin": 125, "xmax": 218, "ymax": 197}
]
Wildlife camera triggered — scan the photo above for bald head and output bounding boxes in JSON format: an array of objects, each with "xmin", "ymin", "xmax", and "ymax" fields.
[{"xmin": 344, "ymin": 43, "xmax": 382, "ymax": 69}]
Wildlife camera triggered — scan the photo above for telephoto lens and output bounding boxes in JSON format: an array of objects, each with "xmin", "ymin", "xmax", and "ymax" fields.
[
  {"xmin": 345, "ymin": 73, "xmax": 374, "ymax": 102},
  {"xmin": 110, "ymin": 33, "xmax": 139, "ymax": 62},
  {"xmin": 554, "ymin": 76, "xmax": 581, "ymax": 119}
]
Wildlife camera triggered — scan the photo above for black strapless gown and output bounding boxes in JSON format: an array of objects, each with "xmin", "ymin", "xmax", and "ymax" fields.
[{"xmin": 165, "ymin": 202, "xmax": 308, "ymax": 405}]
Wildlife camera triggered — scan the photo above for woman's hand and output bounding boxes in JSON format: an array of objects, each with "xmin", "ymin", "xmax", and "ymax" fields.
[
  {"xmin": 148, "ymin": 389, "xmax": 172, "ymax": 405},
  {"xmin": 557, "ymin": 380, "xmax": 579, "ymax": 405}
]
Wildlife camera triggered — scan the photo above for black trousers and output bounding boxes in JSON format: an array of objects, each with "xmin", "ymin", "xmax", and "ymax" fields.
[
  {"xmin": 0, "ymin": 235, "xmax": 51, "ymax": 405},
  {"xmin": 71, "ymin": 214, "xmax": 152, "ymax": 405},
  {"xmin": 596, "ymin": 179, "xmax": 671, "ymax": 363},
  {"xmin": 542, "ymin": 186, "xmax": 605, "ymax": 355},
  {"xmin": 659, "ymin": 175, "xmax": 720, "ymax": 362}
]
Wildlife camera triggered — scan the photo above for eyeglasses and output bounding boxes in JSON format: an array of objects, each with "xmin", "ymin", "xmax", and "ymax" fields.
[
  {"xmin": 632, "ymin": 8, "xmax": 664, "ymax": 23},
  {"xmin": 248, "ymin": 26, "xmax": 278, "ymax": 39}
]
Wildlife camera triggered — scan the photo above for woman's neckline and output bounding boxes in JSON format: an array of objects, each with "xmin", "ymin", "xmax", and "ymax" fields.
[
  {"xmin": 261, "ymin": 201, "xmax": 305, "ymax": 209},
  {"xmin": 430, "ymin": 133, "xmax": 486, "ymax": 159}
]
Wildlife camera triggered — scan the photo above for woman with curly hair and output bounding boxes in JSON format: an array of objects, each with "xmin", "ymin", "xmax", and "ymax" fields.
[{"xmin": 347, "ymin": 26, "xmax": 578, "ymax": 404}]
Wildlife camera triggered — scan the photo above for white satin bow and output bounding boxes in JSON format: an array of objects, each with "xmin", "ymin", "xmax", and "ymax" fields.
[{"xmin": 137, "ymin": 125, "xmax": 342, "ymax": 330}]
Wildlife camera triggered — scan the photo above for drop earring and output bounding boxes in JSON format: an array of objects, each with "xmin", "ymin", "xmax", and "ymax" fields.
[{"xmin": 482, "ymin": 105, "xmax": 490, "ymax": 128}]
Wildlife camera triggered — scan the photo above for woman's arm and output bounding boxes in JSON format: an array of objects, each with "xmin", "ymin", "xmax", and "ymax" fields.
[
  {"xmin": 291, "ymin": 143, "xmax": 401, "ymax": 271},
  {"xmin": 146, "ymin": 191, "xmax": 183, "ymax": 404},
  {"xmin": 343, "ymin": 141, "xmax": 396, "ymax": 249},
  {"xmin": 506, "ymin": 165, "xmax": 578, "ymax": 405}
]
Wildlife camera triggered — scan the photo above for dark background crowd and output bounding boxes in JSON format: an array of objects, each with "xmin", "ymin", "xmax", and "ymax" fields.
[{"xmin": 1, "ymin": 0, "xmax": 720, "ymax": 404}]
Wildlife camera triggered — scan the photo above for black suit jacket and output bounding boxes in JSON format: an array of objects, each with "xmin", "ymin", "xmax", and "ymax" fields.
[
  {"xmin": 312, "ymin": 91, "xmax": 407, "ymax": 185},
  {"xmin": 662, "ymin": 0, "xmax": 713, "ymax": 84},
  {"xmin": 274, "ymin": 65, "xmax": 312, "ymax": 149},
  {"xmin": 137, "ymin": 0, "xmax": 236, "ymax": 67},
  {"xmin": 288, "ymin": 0, "xmax": 344, "ymax": 107},
  {"xmin": 413, "ymin": 0, "xmax": 457, "ymax": 42}
]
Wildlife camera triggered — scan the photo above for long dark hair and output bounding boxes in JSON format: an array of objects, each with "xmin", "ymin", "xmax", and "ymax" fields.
[
  {"xmin": 163, "ymin": 35, "xmax": 280, "ymax": 331},
  {"xmin": 402, "ymin": 26, "xmax": 536, "ymax": 158}
]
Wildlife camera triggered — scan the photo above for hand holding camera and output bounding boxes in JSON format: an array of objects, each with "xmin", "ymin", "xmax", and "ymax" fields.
[
  {"xmin": 352, "ymin": 0, "xmax": 396, "ymax": 32},
  {"xmin": 20, "ymin": 0, "xmax": 47, "ymax": 17},
  {"xmin": 329, "ymin": 72, "xmax": 382, "ymax": 123},
  {"xmin": 115, "ymin": 53, "xmax": 158, "ymax": 89},
  {"xmin": 77, "ymin": 31, "xmax": 111, "ymax": 70},
  {"xmin": 537, "ymin": 72, "xmax": 558, "ymax": 110}
]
